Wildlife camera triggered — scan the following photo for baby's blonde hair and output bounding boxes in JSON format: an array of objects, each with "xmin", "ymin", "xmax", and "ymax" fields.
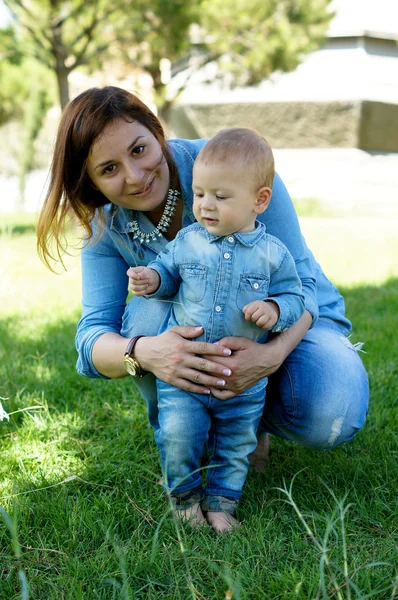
[{"xmin": 195, "ymin": 128, "xmax": 275, "ymax": 190}]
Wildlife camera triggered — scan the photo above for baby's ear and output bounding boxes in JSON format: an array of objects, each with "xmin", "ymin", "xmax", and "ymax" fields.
[{"xmin": 255, "ymin": 187, "xmax": 272, "ymax": 214}]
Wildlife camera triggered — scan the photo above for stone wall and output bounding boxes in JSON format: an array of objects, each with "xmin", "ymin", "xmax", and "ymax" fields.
[
  {"xmin": 171, "ymin": 100, "xmax": 398, "ymax": 152},
  {"xmin": 359, "ymin": 102, "xmax": 398, "ymax": 152}
]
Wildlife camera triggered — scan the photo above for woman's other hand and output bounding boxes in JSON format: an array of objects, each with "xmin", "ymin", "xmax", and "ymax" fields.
[
  {"xmin": 204, "ymin": 337, "xmax": 284, "ymax": 400},
  {"xmin": 205, "ymin": 311, "xmax": 313, "ymax": 400}
]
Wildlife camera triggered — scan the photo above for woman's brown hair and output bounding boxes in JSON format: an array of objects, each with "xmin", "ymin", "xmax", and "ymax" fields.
[{"xmin": 36, "ymin": 86, "xmax": 177, "ymax": 269}]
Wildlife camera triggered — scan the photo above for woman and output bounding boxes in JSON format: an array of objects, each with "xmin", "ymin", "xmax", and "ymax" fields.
[{"xmin": 37, "ymin": 86, "xmax": 369, "ymax": 458}]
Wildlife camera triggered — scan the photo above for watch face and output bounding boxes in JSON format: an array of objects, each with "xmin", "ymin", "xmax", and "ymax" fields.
[{"xmin": 124, "ymin": 357, "xmax": 137, "ymax": 376}]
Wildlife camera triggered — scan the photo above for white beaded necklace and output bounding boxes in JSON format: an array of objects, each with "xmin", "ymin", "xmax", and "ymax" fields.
[{"xmin": 126, "ymin": 189, "xmax": 180, "ymax": 244}]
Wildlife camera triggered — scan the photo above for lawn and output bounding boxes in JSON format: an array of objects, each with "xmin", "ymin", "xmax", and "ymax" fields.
[{"xmin": 0, "ymin": 215, "xmax": 397, "ymax": 600}]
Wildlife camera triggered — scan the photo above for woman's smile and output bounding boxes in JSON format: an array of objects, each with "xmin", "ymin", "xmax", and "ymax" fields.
[{"xmin": 128, "ymin": 176, "xmax": 155, "ymax": 197}]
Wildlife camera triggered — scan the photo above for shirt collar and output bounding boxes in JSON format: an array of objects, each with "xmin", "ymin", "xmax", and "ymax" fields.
[{"xmin": 205, "ymin": 220, "xmax": 267, "ymax": 246}]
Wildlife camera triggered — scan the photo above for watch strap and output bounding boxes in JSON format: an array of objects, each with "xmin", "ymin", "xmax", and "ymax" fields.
[
  {"xmin": 124, "ymin": 335, "xmax": 148, "ymax": 376},
  {"xmin": 124, "ymin": 335, "xmax": 145, "ymax": 358}
]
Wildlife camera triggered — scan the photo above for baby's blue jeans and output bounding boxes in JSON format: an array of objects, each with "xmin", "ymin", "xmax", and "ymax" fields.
[
  {"xmin": 121, "ymin": 297, "xmax": 369, "ymax": 451},
  {"xmin": 155, "ymin": 378, "xmax": 265, "ymax": 514}
]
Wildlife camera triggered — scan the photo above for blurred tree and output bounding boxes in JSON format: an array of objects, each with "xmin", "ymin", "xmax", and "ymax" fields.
[
  {"xmin": 0, "ymin": 25, "xmax": 23, "ymax": 63},
  {"xmin": 0, "ymin": 25, "xmax": 25, "ymax": 123},
  {"xmin": 3, "ymin": 0, "xmax": 200, "ymax": 110},
  {"xmin": 18, "ymin": 75, "xmax": 50, "ymax": 206},
  {"xmin": 0, "ymin": 25, "xmax": 54, "ymax": 124},
  {"xmin": 0, "ymin": 24, "xmax": 54, "ymax": 211},
  {"xmin": 200, "ymin": 0, "xmax": 333, "ymax": 87},
  {"xmin": 3, "ymin": 0, "xmax": 332, "ymax": 117},
  {"xmin": 110, "ymin": 0, "xmax": 200, "ymax": 121}
]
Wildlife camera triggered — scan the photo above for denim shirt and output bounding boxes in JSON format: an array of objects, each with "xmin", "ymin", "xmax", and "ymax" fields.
[
  {"xmin": 147, "ymin": 221, "xmax": 305, "ymax": 343},
  {"xmin": 76, "ymin": 138, "xmax": 351, "ymax": 378}
]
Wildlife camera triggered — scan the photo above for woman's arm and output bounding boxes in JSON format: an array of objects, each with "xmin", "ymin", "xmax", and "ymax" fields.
[
  {"xmin": 75, "ymin": 226, "xmax": 131, "ymax": 379},
  {"xmin": 261, "ymin": 173, "xmax": 319, "ymax": 325},
  {"xmin": 92, "ymin": 327, "xmax": 236, "ymax": 393},
  {"xmin": 208, "ymin": 310, "xmax": 312, "ymax": 400}
]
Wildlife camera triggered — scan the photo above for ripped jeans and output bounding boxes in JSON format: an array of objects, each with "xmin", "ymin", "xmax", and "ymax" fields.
[{"xmin": 121, "ymin": 297, "xmax": 369, "ymax": 449}]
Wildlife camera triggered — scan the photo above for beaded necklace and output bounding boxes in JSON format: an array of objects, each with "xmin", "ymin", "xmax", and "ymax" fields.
[{"xmin": 126, "ymin": 189, "xmax": 180, "ymax": 244}]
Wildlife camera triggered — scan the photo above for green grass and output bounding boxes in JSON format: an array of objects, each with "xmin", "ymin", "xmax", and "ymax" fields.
[
  {"xmin": 293, "ymin": 198, "xmax": 337, "ymax": 218},
  {"xmin": 0, "ymin": 213, "xmax": 36, "ymax": 235},
  {"xmin": 0, "ymin": 217, "xmax": 397, "ymax": 600}
]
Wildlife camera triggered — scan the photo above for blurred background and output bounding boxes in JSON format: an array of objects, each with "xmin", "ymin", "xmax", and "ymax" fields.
[{"xmin": 0, "ymin": 0, "xmax": 397, "ymax": 216}]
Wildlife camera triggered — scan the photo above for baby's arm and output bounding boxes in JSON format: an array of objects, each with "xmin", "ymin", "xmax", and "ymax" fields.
[
  {"xmin": 242, "ymin": 300, "xmax": 280, "ymax": 330},
  {"xmin": 127, "ymin": 266, "xmax": 160, "ymax": 296},
  {"xmin": 242, "ymin": 242, "xmax": 306, "ymax": 332}
]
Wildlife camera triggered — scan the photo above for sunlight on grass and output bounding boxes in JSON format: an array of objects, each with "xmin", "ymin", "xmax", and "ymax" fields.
[
  {"xmin": 0, "ymin": 232, "xmax": 81, "ymax": 318},
  {"xmin": 2, "ymin": 215, "xmax": 397, "ymax": 322},
  {"xmin": 299, "ymin": 216, "xmax": 398, "ymax": 287}
]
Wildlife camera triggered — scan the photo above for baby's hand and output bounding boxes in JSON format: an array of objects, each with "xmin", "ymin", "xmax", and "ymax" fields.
[
  {"xmin": 242, "ymin": 300, "xmax": 280, "ymax": 330},
  {"xmin": 127, "ymin": 266, "xmax": 160, "ymax": 296}
]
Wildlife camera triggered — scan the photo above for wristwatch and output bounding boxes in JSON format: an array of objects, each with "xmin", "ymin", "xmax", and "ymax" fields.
[{"xmin": 124, "ymin": 335, "xmax": 148, "ymax": 377}]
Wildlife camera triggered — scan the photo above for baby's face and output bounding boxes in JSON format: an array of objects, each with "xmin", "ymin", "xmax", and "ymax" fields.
[{"xmin": 192, "ymin": 160, "xmax": 260, "ymax": 236}]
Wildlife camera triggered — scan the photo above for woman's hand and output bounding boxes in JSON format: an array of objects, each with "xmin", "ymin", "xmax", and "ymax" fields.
[
  {"xmin": 205, "ymin": 311, "xmax": 313, "ymax": 400},
  {"xmin": 135, "ymin": 326, "xmax": 233, "ymax": 394},
  {"xmin": 205, "ymin": 337, "xmax": 284, "ymax": 400}
]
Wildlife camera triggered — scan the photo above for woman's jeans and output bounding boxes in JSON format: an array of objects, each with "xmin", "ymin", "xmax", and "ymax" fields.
[{"xmin": 121, "ymin": 297, "xmax": 369, "ymax": 450}]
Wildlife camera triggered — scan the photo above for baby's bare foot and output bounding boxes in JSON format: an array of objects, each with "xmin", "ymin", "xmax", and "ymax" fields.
[
  {"xmin": 249, "ymin": 433, "xmax": 270, "ymax": 473},
  {"xmin": 206, "ymin": 511, "xmax": 240, "ymax": 532},
  {"xmin": 176, "ymin": 503, "xmax": 208, "ymax": 528}
]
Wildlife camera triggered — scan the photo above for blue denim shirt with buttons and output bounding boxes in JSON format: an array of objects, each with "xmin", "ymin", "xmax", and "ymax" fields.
[
  {"xmin": 147, "ymin": 221, "xmax": 305, "ymax": 344},
  {"xmin": 76, "ymin": 138, "xmax": 351, "ymax": 378}
]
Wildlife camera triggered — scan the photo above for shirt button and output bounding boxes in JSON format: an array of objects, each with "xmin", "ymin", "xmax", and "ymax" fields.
[
  {"xmin": 253, "ymin": 282, "xmax": 259, "ymax": 289},
  {"xmin": 215, "ymin": 305, "xmax": 222, "ymax": 312},
  {"xmin": 223, "ymin": 252, "xmax": 231, "ymax": 259},
  {"xmin": 228, "ymin": 236, "xmax": 235, "ymax": 243}
]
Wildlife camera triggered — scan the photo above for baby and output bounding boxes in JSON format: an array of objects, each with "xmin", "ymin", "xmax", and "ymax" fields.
[{"xmin": 128, "ymin": 128, "xmax": 305, "ymax": 531}]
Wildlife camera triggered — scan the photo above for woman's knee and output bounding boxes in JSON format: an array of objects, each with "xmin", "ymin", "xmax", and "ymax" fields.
[
  {"xmin": 268, "ymin": 321, "xmax": 370, "ymax": 449},
  {"xmin": 264, "ymin": 365, "xmax": 369, "ymax": 449},
  {"xmin": 121, "ymin": 295, "xmax": 169, "ymax": 337},
  {"xmin": 289, "ymin": 383, "xmax": 369, "ymax": 449},
  {"xmin": 298, "ymin": 406, "xmax": 367, "ymax": 449}
]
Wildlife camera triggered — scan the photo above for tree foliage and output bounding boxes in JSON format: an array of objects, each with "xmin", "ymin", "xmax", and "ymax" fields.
[
  {"xmin": 0, "ymin": 26, "xmax": 54, "ymax": 124},
  {"xmin": 200, "ymin": 0, "xmax": 333, "ymax": 86}
]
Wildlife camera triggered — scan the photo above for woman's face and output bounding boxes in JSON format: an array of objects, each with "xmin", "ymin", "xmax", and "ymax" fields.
[{"xmin": 86, "ymin": 119, "xmax": 170, "ymax": 212}]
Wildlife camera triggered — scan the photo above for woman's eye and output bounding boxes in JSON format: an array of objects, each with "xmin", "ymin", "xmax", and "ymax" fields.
[
  {"xmin": 216, "ymin": 195, "xmax": 226, "ymax": 201},
  {"xmin": 103, "ymin": 164, "xmax": 116, "ymax": 175},
  {"xmin": 132, "ymin": 145, "xmax": 145, "ymax": 155}
]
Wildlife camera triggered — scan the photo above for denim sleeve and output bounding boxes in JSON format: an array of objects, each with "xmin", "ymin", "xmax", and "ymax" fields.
[
  {"xmin": 147, "ymin": 241, "xmax": 182, "ymax": 298},
  {"xmin": 259, "ymin": 173, "xmax": 318, "ymax": 324},
  {"xmin": 75, "ymin": 228, "xmax": 130, "ymax": 379},
  {"xmin": 265, "ymin": 250, "xmax": 306, "ymax": 333}
]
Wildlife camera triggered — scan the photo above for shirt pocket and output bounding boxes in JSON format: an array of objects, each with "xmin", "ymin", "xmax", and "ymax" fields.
[
  {"xmin": 236, "ymin": 274, "xmax": 270, "ymax": 310},
  {"xmin": 180, "ymin": 263, "xmax": 208, "ymax": 302}
]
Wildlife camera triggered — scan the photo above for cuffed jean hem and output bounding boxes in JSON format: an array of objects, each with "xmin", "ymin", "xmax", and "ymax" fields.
[
  {"xmin": 169, "ymin": 486, "xmax": 204, "ymax": 510},
  {"xmin": 201, "ymin": 495, "xmax": 239, "ymax": 516}
]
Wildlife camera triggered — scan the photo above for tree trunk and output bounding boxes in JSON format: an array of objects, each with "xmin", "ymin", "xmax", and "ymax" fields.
[
  {"xmin": 151, "ymin": 75, "xmax": 174, "ymax": 127},
  {"xmin": 158, "ymin": 99, "xmax": 173, "ymax": 126},
  {"xmin": 56, "ymin": 67, "xmax": 70, "ymax": 110}
]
